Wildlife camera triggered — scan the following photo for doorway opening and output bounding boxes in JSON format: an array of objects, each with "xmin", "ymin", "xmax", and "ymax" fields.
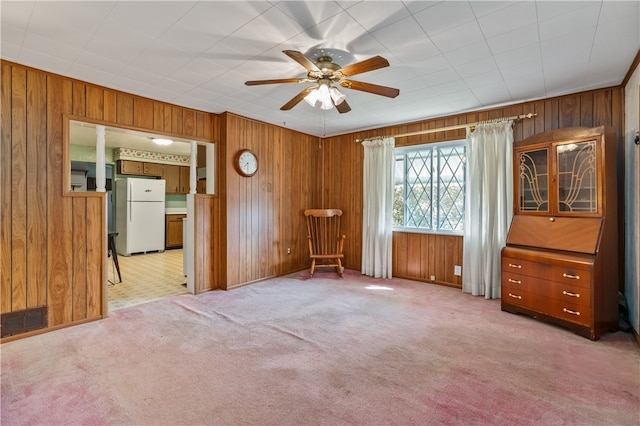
[{"xmin": 67, "ymin": 120, "xmax": 215, "ymax": 311}]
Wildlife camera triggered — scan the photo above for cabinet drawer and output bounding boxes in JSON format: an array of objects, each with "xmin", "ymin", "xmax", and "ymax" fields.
[
  {"xmin": 544, "ymin": 281, "xmax": 591, "ymax": 309},
  {"xmin": 545, "ymin": 265, "xmax": 592, "ymax": 289},
  {"xmin": 544, "ymin": 298, "xmax": 591, "ymax": 326},
  {"xmin": 502, "ymin": 257, "xmax": 543, "ymax": 278},
  {"xmin": 502, "ymin": 283, "xmax": 539, "ymax": 310},
  {"xmin": 502, "ymin": 270, "xmax": 535, "ymax": 290}
]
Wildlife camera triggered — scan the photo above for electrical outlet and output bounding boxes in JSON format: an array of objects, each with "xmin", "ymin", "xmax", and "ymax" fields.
[
  {"xmin": 454, "ymin": 265, "xmax": 462, "ymax": 276},
  {"xmin": 430, "ymin": 275, "xmax": 435, "ymax": 281},
  {"xmin": 287, "ymin": 247, "xmax": 291, "ymax": 254}
]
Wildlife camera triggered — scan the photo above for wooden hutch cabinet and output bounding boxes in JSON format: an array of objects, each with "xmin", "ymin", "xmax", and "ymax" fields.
[{"xmin": 501, "ymin": 126, "xmax": 619, "ymax": 340}]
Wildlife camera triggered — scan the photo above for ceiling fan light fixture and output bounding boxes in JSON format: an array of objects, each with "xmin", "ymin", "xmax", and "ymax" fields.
[
  {"xmin": 317, "ymin": 83, "xmax": 333, "ymax": 110},
  {"xmin": 304, "ymin": 88, "xmax": 319, "ymax": 106},
  {"xmin": 152, "ymin": 138, "xmax": 173, "ymax": 146},
  {"xmin": 329, "ymin": 87, "xmax": 346, "ymax": 105}
]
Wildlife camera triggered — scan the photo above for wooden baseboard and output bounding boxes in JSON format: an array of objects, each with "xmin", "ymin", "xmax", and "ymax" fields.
[
  {"xmin": 1, "ymin": 316, "xmax": 102, "ymax": 344},
  {"xmin": 392, "ymin": 274, "xmax": 462, "ymax": 289}
]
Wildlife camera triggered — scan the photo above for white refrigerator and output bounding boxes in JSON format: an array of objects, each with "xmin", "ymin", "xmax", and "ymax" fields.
[{"xmin": 115, "ymin": 178, "xmax": 166, "ymax": 256}]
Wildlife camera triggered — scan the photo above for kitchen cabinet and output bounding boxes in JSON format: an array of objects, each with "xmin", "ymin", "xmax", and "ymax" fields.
[
  {"xmin": 118, "ymin": 160, "xmax": 143, "ymax": 175},
  {"xmin": 163, "ymin": 165, "xmax": 190, "ymax": 194},
  {"xmin": 143, "ymin": 162, "xmax": 163, "ymax": 176},
  {"xmin": 501, "ymin": 126, "xmax": 619, "ymax": 340},
  {"xmin": 163, "ymin": 164, "xmax": 181, "ymax": 193},
  {"xmin": 117, "ymin": 160, "xmax": 162, "ymax": 177},
  {"xmin": 179, "ymin": 166, "xmax": 190, "ymax": 193},
  {"xmin": 165, "ymin": 214, "xmax": 186, "ymax": 249}
]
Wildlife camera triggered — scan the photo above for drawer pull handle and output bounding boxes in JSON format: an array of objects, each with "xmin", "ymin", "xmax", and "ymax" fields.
[
  {"xmin": 563, "ymin": 273, "xmax": 580, "ymax": 280},
  {"xmin": 508, "ymin": 263, "xmax": 522, "ymax": 269},
  {"xmin": 563, "ymin": 308, "xmax": 580, "ymax": 316},
  {"xmin": 508, "ymin": 293, "xmax": 522, "ymax": 300},
  {"xmin": 508, "ymin": 278, "xmax": 522, "ymax": 284},
  {"xmin": 563, "ymin": 290, "xmax": 580, "ymax": 298}
]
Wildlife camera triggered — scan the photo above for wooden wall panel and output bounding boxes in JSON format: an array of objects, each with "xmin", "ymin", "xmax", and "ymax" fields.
[
  {"xmin": 10, "ymin": 67, "xmax": 27, "ymax": 311},
  {"xmin": 134, "ymin": 97, "xmax": 154, "ymax": 130},
  {"xmin": 72, "ymin": 198, "xmax": 87, "ymax": 320},
  {"xmin": 85, "ymin": 197, "xmax": 104, "ymax": 318},
  {"xmin": 153, "ymin": 102, "xmax": 164, "ymax": 132},
  {"xmin": 183, "ymin": 109, "xmax": 195, "ymax": 137},
  {"xmin": 72, "ymin": 82, "xmax": 85, "ymax": 117},
  {"xmin": 116, "ymin": 93, "xmax": 134, "ymax": 126},
  {"xmin": 26, "ymin": 69, "xmax": 47, "ymax": 308},
  {"xmin": 1, "ymin": 62, "xmax": 12, "ymax": 312},
  {"xmin": 194, "ymin": 195, "xmax": 218, "ymax": 294},
  {"xmin": 171, "ymin": 106, "xmax": 183, "ymax": 134},
  {"xmin": 86, "ymin": 85, "xmax": 104, "ymax": 121},
  {"xmin": 103, "ymin": 90, "xmax": 116, "ymax": 123},
  {"xmin": 47, "ymin": 75, "xmax": 74, "ymax": 326}
]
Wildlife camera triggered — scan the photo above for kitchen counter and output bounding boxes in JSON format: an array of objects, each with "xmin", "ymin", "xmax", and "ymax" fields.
[{"xmin": 165, "ymin": 208, "xmax": 187, "ymax": 215}]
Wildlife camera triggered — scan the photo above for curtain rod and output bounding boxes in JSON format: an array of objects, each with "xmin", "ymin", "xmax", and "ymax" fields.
[{"xmin": 355, "ymin": 113, "xmax": 537, "ymax": 142}]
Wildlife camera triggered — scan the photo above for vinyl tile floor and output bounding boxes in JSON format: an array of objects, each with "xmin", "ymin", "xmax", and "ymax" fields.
[{"xmin": 107, "ymin": 249, "xmax": 188, "ymax": 311}]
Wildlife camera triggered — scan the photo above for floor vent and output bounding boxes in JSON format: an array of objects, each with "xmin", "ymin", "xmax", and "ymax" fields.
[{"xmin": 1, "ymin": 306, "xmax": 48, "ymax": 338}]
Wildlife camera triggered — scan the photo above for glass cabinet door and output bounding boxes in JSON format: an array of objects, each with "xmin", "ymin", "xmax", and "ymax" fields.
[
  {"xmin": 556, "ymin": 140, "xmax": 597, "ymax": 213},
  {"xmin": 517, "ymin": 148, "xmax": 549, "ymax": 213}
]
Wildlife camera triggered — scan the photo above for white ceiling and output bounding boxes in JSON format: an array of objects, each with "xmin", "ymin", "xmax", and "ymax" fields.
[{"xmin": 2, "ymin": 1, "xmax": 639, "ymax": 140}]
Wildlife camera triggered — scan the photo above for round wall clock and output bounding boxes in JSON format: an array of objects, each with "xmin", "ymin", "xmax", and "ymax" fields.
[{"xmin": 234, "ymin": 149, "xmax": 258, "ymax": 177}]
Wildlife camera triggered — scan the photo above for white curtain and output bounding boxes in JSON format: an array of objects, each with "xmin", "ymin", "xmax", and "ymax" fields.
[
  {"xmin": 462, "ymin": 121, "xmax": 513, "ymax": 298},
  {"xmin": 362, "ymin": 137, "xmax": 395, "ymax": 278}
]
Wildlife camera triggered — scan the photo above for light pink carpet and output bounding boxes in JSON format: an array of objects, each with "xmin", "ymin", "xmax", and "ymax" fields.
[{"xmin": 2, "ymin": 269, "xmax": 639, "ymax": 425}]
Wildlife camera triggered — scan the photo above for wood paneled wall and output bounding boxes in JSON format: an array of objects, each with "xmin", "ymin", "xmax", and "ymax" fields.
[
  {"xmin": 321, "ymin": 87, "xmax": 624, "ymax": 288},
  {"xmin": 221, "ymin": 113, "xmax": 320, "ymax": 289},
  {"xmin": 0, "ymin": 60, "xmax": 219, "ymax": 339}
]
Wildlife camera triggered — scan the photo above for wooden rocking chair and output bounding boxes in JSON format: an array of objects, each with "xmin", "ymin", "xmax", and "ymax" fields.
[{"xmin": 304, "ymin": 209, "xmax": 346, "ymax": 277}]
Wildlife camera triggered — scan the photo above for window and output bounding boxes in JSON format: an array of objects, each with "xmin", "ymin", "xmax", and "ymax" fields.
[{"xmin": 393, "ymin": 140, "xmax": 466, "ymax": 234}]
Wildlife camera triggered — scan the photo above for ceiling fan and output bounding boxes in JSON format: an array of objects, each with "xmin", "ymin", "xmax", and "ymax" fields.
[{"xmin": 245, "ymin": 50, "xmax": 400, "ymax": 114}]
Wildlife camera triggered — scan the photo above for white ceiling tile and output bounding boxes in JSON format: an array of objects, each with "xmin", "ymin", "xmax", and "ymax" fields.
[
  {"xmin": 538, "ymin": 3, "xmax": 600, "ymax": 41},
  {"xmin": 370, "ymin": 17, "xmax": 439, "ymax": 63},
  {"xmin": 536, "ymin": 1, "xmax": 598, "ymax": 22},
  {"xmin": 414, "ymin": 1, "xmax": 476, "ymax": 37},
  {"xmin": 66, "ymin": 63, "xmax": 116, "ymax": 88},
  {"xmin": 345, "ymin": 1, "xmax": 410, "ymax": 32},
  {"xmin": 464, "ymin": 70, "xmax": 504, "ymax": 89},
  {"xmin": 0, "ymin": 41, "xmax": 21, "ymax": 62},
  {"xmin": 74, "ymin": 51, "xmax": 127, "ymax": 76},
  {"xmin": 401, "ymin": 1, "xmax": 438, "ymax": 15},
  {"xmin": 477, "ymin": 2, "xmax": 537, "ymax": 39},
  {"xmin": 540, "ymin": 28, "xmax": 593, "ymax": 61},
  {"xmin": 500, "ymin": 59, "xmax": 544, "ymax": 82},
  {"xmin": 486, "ymin": 24, "xmax": 539, "ymax": 55},
  {"xmin": 409, "ymin": 54, "xmax": 451, "ymax": 77},
  {"xmin": 505, "ymin": 76, "xmax": 546, "ymax": 100},
  {"xmin": 16, "ymin": 47, "xmax": 73, "ymax": 76},
  {"xmin": 472, "ymin": 83, "xmax": 512, "ymax": 105},
  {"xmin": 421, "ymin": 68, "xmax": 461, "ymax": 87},
  {"xmin": 431, "ymin": 79, "xmax": 468, "ymax": 96},
  {"xmin": 455, "ymin": 56, "xmax": 498, "ymax": 78},
  {"xmin": 469, "ymin": 1, "xmax": 518, "ymax": 18},
  {"xmin": 493, "ymin": 45, "xmax": 542, "ymax": 69},
  {"xmin": 104, "ymin": 2, "xmax": 197, "ymax": 39},
  {"xmin": 429, "ymin": 20, "xmax": 485, "ymax": 53},
  {"xmin": 1, "ymin": 1, "xmax": 34, "ymax": 29},
  {"xmin": 26, "ymin": 1, "xmax": 113, "ymax": 47},
  {"xmin": 443, "ymin": 40, "xmax": 492, "ymax": 67}
]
